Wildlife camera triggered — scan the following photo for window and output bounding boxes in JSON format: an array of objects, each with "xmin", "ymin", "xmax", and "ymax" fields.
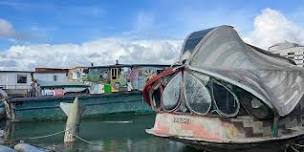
[
  {"xmin": 17, "ymin": 74, "xmax": 27, "ymax": 84},
  {"xmin": 162, "ymin": 72, "xmax": 182, "ymax": 111},
  {"xmin": 76, "ymin": 72, "xmax": 81, "ymax": 79},
  {"xmin": 184, "ymin": 72, "xmax": 211, "ymax": 115},
  {"xmin": 288, "ymin": 52, "xmax": 295, "ymax": 55},
  {"xmin": 53, "ymin": 75, "xmax": 57, "ymax": 81},
  {"xmin": 212, "ymin": 81, "xmax": 240, "ymax": 117},
  {"xmin": 182, "ymin": 28, "xmax": 214, "ymax": 54},
  {"xmin": 238, "ymin": 91, "xmax": 273, "ymax": 120},
  {"xmin": 111, "ymin": 68, "xmax": 118, "ymax": 79}
]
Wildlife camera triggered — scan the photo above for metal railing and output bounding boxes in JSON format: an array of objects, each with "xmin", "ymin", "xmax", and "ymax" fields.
[{"xmin": 0, "ymin": 85, "xmax": 31, "ymax": 90}]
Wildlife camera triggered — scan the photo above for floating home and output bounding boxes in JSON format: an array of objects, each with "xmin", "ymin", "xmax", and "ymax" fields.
[
  {"xmin": 68, "ymin": 67, "xmax": 87, "ymax": 82},
  {"xmin": 86, "ymin": 64, "xmax": 170, "ymax": 93},
  {"xmin": 0, "ymin": 71, "xmax": 33, "ymax": 97},
  {"xmin": 268, "ymin": 41, "xmax": 304, "ymax": 67},
  {"xmin": 0, "ymin": 64, "xmax": 170, "ymax": 122},
  {"xmin": 143, "ymin": 25, "xmax": 304, "ymax": 152},
  {"xmin": 34, "ymin": 68, "xmax": 69, "ymax": 83}
]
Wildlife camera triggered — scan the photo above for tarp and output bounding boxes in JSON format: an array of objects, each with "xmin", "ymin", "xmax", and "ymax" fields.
[{"xmin": 181, "ymin": 25, "xmax": 304, "ymax": 116}]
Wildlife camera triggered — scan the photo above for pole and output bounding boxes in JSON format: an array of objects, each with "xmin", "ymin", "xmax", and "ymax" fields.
[{"xmin": 64, "ymin": 97, "xmax": 82, "ymax": 143}]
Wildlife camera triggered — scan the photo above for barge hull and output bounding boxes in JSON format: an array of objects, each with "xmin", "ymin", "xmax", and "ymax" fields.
[{"xmin": 9, "ymin": 91, "xmax": 152, "ymax": 122}]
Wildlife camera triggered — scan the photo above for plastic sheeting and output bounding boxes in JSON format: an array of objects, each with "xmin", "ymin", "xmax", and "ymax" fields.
[{"xmin": 181, "ymin": 25, "xmax": 304, "ymax": 116}]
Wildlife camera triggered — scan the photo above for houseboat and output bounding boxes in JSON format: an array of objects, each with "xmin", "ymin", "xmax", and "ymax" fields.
[
  {"xmin": 0, "ymin": 64, "xmax": 169, "ymax": 122},
  {"xmin": 143, "ymin": 25, "xmax": 304, "ymax": 152}
]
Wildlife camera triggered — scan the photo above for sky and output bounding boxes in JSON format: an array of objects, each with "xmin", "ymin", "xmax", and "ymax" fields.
[{"xmin": 1, "ymin": 0, "xmax": 304, "ymax": 70}]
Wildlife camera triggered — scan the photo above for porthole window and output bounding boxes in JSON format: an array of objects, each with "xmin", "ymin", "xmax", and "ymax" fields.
[
  {"xmin": 212, "ymin": 81, "xmax": 240, "ymax": 117},
  {"xmin": 184, "ymin": 72, "xmax": 212, "ymax": 115},
  {"xmin": 162, "ymin": 72, "xmax": 182, "ymax": 111}
]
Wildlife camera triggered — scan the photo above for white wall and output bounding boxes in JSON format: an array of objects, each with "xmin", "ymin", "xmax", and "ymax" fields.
[
  {"xmin": 33, "ymin": 73, "xmax": 67, "ymax": 82},
  {"xmin": 269, "ymin": 46, "xmax": 304, "ymax": 67},
  {"xmin": 0, "ymin": 72, "xmax": 32, "ymax": 89},
  {"xmin": 68, "ymin": 68, "xmax": 85, "ymax": 82}
]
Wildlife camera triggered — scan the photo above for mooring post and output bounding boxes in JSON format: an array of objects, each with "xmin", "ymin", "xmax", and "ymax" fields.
[{"xmin": 63, "ymin": 97, "xmax": 82, "ymax": 144}]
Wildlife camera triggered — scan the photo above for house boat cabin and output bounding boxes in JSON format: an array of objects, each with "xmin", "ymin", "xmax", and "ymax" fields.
[
  {"xmin": 0, "ymin": 71, "xmax": 33, "ymax": 97},
  {"xmin": 143, "ymin": 25, "xmax": 304, "ymax": 152},
  {"xmin": 86, "ymin": 64, "xmax": 170, "ymax": 93},
  {"xmin": 0, "ymin": 64, "xmax": 170, "ymax": 122}
]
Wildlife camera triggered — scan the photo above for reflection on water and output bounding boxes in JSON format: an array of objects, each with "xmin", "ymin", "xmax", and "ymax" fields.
[{"xmin": 0, "ymin": 114, "xmax": 198, "ymax": 152}]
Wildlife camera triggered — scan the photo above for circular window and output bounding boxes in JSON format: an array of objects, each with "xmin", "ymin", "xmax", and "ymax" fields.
[
  {"xmin": 212, "ymin": 81, "xmax": 240, "ymax": 117},
  {"xmin": 162, "ymin": 72, "xmax": 182, "ymax": 111},
  {"xmin": 184, "ymin": 72, "xmax": 212, "ymax": 115}
]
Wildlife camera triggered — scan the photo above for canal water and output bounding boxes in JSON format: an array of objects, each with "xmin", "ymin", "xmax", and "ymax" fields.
[{"xmin": 0, "ymin": 114, "xmax": 199, "ymax": 152}]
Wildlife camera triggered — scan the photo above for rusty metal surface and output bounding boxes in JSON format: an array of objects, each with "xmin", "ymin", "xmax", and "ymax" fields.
[{"xmin": 147, "ymin": 113, "xmax": 304, "ymax": 144}]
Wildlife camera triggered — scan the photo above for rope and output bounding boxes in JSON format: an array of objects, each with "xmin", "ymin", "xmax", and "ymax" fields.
[
  {"xmin": 14, "ymin": 127, "xmax": 103, "ymax": 148},
  {"xmin": 289, "ymin": 145, "xmax": 300, "ymax": 152},
  {"xmin": 293, "ymin": 143, "xmax": 304, "ymax": 148},
  {"xmin": 285, "ymin": 143, "xmax": 304, "ymax": 152},
  {"xmin": 20, "ymin": 129, "xmax": 67, "ymax": 140},
  {"xmin": 73, "ymin": 134, "xmax": 101, "ymax": 146}
]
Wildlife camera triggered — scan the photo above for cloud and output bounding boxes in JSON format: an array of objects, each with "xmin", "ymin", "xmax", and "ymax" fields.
[
  {"xmin": 134, "ymin": 12, "xmax": 155, "ymax": 32},
  {"xmin": 0, "ymin": 19, "xmax": 16, "ymax": 38},
  {"xmin": 0, "ymin": 18, "xmax": 32, "ymax": 41},
  {"xmin": 122, "ymin": 12, "xmax": 159, "ymax": 38},
  {"xmin": 0, "ymin": 38, "xmax": 182, "ymax": 70},
  {"xmin": 244, "ymin": 8, "xmax": 304, "ymax": 49},
  {"xmin": 3, "ymin": 8, "xmax": 304, "ymax": 70}
]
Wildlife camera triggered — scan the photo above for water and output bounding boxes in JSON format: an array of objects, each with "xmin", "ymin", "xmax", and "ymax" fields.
[{"xmin": 0, "ymin": 114, "xmax": 198, "ymax": 152}]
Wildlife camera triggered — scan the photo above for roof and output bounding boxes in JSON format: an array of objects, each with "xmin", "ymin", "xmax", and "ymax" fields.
[
  {"xmin": 0, "ymin": 70, "xmax": 33, "ymax": 73},
  {"xmin": 35, "ymin": 68, "xmax": 69, "ymax": 73},
  {"xmin": 69, "ymin": 66, "xmax": 88, "ymax": 70},
  {"xmin": 88, "ymin": 64, "xmax": 171, "ymax": 69},
  {"xmin": 268, "ymin": 41, "xmax": 303, "ymax": 51}
]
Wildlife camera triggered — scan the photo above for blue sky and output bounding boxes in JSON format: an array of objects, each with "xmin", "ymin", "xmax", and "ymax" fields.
[
  {"xmin": 1, "ymin": 0, "xmax": 304, "ymax": 70},
  {"xmin": 0, "ymin": 0, "xmax": 303, "ymax": 49}
]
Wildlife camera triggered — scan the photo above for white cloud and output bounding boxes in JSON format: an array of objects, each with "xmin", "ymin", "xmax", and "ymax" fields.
[
  {"xmin": 122, "ymin": 12, "xmax": 158, "ymax": 38},
  {"xmin": 0, "ymin": 38, "xmax": 182, "ymax": 70},
  {"xmin": 3, "ymin": 8, "xmax": 304, "ymax": 70},
  {"xmin": 244, "ymin": 8, "xmax": 304, "ymax": 49},
  {"xmin": 0, "ymin": 18, "xmax": 15, "ymax": 37}
]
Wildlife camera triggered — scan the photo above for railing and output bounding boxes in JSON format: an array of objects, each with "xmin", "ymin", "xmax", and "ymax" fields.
[{"xmin": 0, "ymin": 85, "xmax": 31, "ymax": 90}]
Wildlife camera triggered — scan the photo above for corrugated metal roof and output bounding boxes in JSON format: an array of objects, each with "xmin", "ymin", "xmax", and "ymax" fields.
[{"xmin": 0, "ymin": 71, "xmax": 33, "ymax": 73}]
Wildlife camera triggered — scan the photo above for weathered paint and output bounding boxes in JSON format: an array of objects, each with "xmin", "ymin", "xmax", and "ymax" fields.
[
  {"xmin": 148, "ymin": 113, "xmax": 243, "ymax": 142},
  {"xmin": 63, "ymin": 97, "xmax": 82, "ymax": 143},
  {"xmin": 146, "ymin": 113, "xmax": 286, "ymax": 143},
  {"xmin": 9, "ymin": 91, "xmax": 152, "ymax": 122}
]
